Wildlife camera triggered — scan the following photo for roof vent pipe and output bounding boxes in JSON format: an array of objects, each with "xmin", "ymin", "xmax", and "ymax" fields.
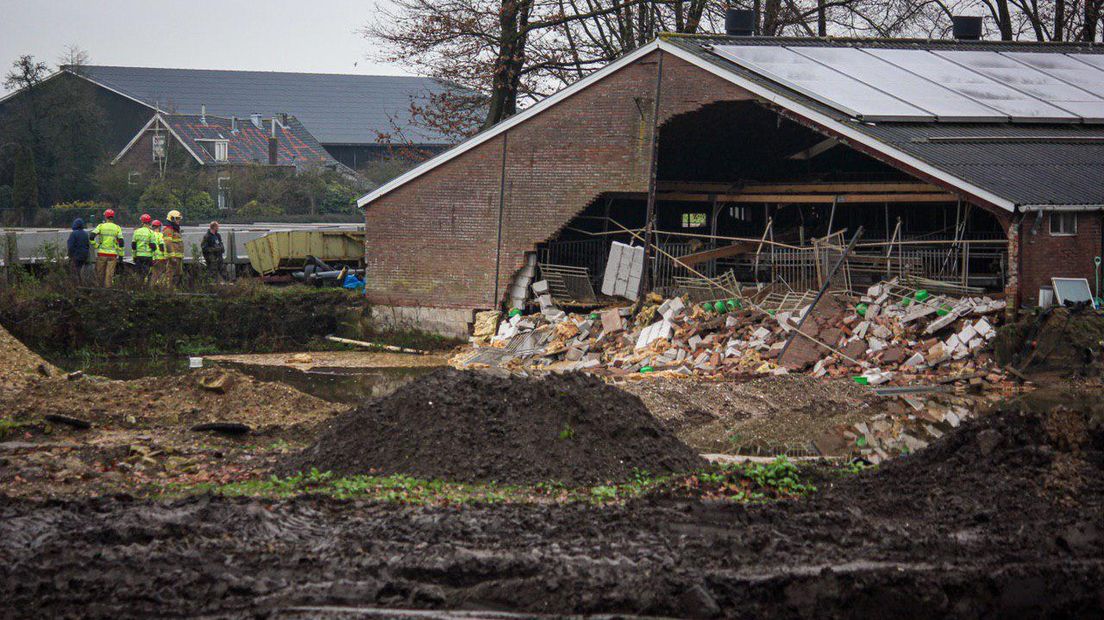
[
  {"xmin": 230, "ymin": 116, "xmax": 238, "ymax": 133},
  {"xmin": 200, "ymin": 104, "xmax": 207, "ymax": 125},
  {"xmin": 268, "ymin": 117, "xmax": 278, "ymax": 165},
  {"xmin": 250, "ymin": 113, "xmax": 263, "ymax": 129},
  {"xmin": 725, "ymin": 9, "xmax": 756, "ymax": 36},
  {"xmin": 952, "ymin": 16, "xmax": 983, "ymax": 40}
]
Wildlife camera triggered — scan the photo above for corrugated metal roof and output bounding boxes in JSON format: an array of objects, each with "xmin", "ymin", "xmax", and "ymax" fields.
[
  {"xmin": 76, "ymin": 65, "xmax": 461, "ymax": 145},
  {"xmin": 664, "ymin": 35, "xmax": 1104, "ymax": 206}
]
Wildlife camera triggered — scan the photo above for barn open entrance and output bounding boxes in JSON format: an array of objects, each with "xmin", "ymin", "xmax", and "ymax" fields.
[{"xmin": 536, "ymin": 101, "xmax": 1007, "ymax": 306}]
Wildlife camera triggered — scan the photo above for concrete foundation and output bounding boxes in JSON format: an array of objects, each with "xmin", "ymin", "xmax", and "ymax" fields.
[{"xmin": 368, "ymin": 305, "xmax": 477, "ymax": 339}]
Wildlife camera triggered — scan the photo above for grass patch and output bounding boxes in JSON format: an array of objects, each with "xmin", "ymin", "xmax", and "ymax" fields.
[
  {"xmin": 0, "ymin": 418, "xmax": 27, "ymax": 441},
  {"xmin": 157, "ymin": 457, "xmax": 819, "ymax": 506}
]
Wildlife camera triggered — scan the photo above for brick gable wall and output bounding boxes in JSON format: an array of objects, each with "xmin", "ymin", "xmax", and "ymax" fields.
[{"xmin": 362, "ymin": 51, "xmax": 752, "ymax": 310}]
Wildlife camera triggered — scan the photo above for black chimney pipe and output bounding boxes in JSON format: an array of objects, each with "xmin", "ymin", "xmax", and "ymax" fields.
[
  {"xmin": 725, "ymin": 9, "xmax": 756, "ymax": 36},
  {"xmin": 268, "ymin": 118, "xmax": 278, "ymax": 165},
  {"xmin": 952, "ymin": 16, "xmax": 983, "ymax": 40}
]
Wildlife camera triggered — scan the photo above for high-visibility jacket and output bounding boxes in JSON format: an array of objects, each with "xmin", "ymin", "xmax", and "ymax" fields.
[
  {"xmin": 132, "ymin": 225, "xmax": 155, "ymax": 258},
  {"xmin": 152, "ymin": 231, "xmax": 166, "ymax": 261},
  {"xmin": 163, "ymin": 224, "xmax": 184, "ymax": 259},
  {"xmin": 90, "ymin": 222, "xmax": 123, "ymax": 257}
]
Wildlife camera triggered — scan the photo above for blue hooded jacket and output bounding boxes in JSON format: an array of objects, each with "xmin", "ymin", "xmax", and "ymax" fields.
[{"xmin": 67, "ymin": 218, "xmax": 90, "ymax": 262}]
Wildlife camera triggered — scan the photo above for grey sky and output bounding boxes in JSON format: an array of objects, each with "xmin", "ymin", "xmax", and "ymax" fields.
[{"xmin": 1, "ymin": 0, "xmax": 403, "ymax": 95}]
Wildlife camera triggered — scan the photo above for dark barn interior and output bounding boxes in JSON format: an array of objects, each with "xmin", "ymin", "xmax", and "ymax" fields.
[{"xmin": 538, "ymin": 101, "xmax": 1007, "ymax": 303}]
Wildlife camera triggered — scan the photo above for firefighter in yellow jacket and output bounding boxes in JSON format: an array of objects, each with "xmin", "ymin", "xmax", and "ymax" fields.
[
  {"xmin": 131, "ymin": 213, "xmax": 155, "ymax": 282},
  {"xmin": 163, "ymin": 210, "xmax": 184, "ymax": 288},
  {"xmin": 150, "ymin": 219, "xmax": 167, "ymax": 286},
  {"xmin": 89, "ymin": 209, "xmax": 123, "ymax": 288}
]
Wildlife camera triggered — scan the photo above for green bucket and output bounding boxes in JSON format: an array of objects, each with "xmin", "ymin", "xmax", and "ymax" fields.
[{"xmin": 856, "ymin": 303, "xmax": 868, "ymax": 317}]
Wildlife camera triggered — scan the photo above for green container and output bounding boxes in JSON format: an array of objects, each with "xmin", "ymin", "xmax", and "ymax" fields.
[
  {"xmin": 914, "ymin": 289, "xmax": 930, "ymax": 302},
  {"xmin": 701, "ymin": 302, "xmax": 714, "ymax": 313},
  {"xmin": 856, "ymin": 303, "xmax": 868, "ymax": 317},
  {"xmin": 733, "ymin": 298, "xmax": 743, "ymax": 309},
  {"xmin": 725, "ymin": 299, "xmax": 737, "ymax": 311},
  {"xmin": 901, "ymin": 297, "xmax": 912, "ymax": 307},
  {"xmin": 852, "ymin": 375, "xmax": 870, "ymax": 385},
  {"xmin": 639, "ymin": 366, "xmax": 654, "ymax": 373},
  {"xmin": 712, "ymin": 301, "xmax": 727, "ymax": 313},
  {"xmin": 936, "ymin": 304, "xmax": 952, "ymax": 317},
  {"xmin": 508, "ymin": 308, "xmax": 522, "ymax": 318},
  {"xmin": 588, "ymin": 313, "xmax": 599, "ymax": 320}
]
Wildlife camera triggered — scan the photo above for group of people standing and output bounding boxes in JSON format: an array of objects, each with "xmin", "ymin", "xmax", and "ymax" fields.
[{"xmin": 66, "ymin": 209, "xmax": 186, "ymax": 288}]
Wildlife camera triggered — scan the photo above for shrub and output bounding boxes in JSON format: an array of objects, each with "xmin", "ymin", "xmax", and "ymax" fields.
[
  {"xmin": 184, "ymin": 191, "xmax": 219, "ymax": 221},
  {"xmin": 236, "ymin": 200, "xmax": 282, "ymax": 218},
  {"xmin": 137, "ymin": 182, "xmax": 183, "ymax": 218}
]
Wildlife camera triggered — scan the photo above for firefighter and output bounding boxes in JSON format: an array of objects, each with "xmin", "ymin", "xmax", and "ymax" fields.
[
  {"xmin": 163, "ymin": 210, "xmax": 184, "ymax": 288},
  {"xmin": 150, "ymin": 219, "xmax": 166, "ymax": 286},
  {"xmin": 131, "ymin": 213, "xmax": 155, "ymax": 282},
  {"xmin": 89, "ymin": 209, "xmax": 124, "ymax": 288}
]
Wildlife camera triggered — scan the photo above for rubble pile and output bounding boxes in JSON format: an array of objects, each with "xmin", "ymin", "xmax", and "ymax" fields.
[{"xmin": 455, "ymin": 278, "xmax": 1011, "ymax": 389}]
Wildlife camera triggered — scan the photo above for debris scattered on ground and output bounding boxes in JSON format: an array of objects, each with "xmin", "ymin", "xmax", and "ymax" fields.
[
  {"xmin": 282, "ymin": 368, "xmax": 705, "ymax": 484},
  {"xmin": 0, "ymin": 323, "xmax": 59, "ymax": 398},
  {"xmin": 454, "ymin": 278, "xmax": 1010, "ymax": 389}
]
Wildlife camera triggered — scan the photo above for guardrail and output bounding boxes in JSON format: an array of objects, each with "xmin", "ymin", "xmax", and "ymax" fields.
[{"xmin": 0, "ymin": 223, "xmax": 363, "ymax": 267}]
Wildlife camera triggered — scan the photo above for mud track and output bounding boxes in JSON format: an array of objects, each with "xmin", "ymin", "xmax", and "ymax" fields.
[{"xmin": 2, "ymin": 477, "xmax": 1100, "ymax": 618}]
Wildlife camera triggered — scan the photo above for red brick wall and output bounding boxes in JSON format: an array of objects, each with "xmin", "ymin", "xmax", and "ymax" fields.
[
  {"xmin": 1018, "ymin": 212, "xmax": 1103, "ymax": 305},
  {"xmin": 362, "ymin": 51, "xmax": 752, "ymax": 309}
]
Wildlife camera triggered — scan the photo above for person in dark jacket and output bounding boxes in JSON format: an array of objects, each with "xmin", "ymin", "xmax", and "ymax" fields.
[
  {"xmin": 66, "ymin": 218, "xmax": 90, "ymax": 283},
  {"xmin": 200, "ymin": 221, "xmax": 226, "ymax": 281}
]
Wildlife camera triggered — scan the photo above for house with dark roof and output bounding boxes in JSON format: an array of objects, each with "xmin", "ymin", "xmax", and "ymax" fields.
[
  {"xmin": 0, "ymin": 65, "xmax": 463, "ymax": 171},
  {"xmin": 113, "ymin": 112, "xmax": 354, "ymax": 211},
  {"xmin": 355, "ymin": 20, "xmax": 1104, "ymax": 336}
]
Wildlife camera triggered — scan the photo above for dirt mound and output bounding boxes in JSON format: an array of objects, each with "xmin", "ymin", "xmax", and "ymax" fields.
[
  {"xmin": 993, "ymin": 305, "xmax": 1104, "ymax": 378},
  {"xmin": 821, "ymin": 388, "xmax": 1104, "ymax": 531},
  {"xmin": 0, "ymin": 322, "xmax": 58, "ymax": 398},
  {"xmin": 4, "ymin": 368, "xmax": 344, "ymax": 433},
  {"xmin": 282, "ymin": 368, "xmax": 705, "ymax": 484}
]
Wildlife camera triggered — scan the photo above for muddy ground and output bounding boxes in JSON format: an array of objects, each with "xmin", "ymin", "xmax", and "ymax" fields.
[{"xmin": 2, "ymin": 392, "xmax": 1102, "ymax": 618}]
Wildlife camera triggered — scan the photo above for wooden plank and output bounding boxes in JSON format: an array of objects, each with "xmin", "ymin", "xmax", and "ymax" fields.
[
  {"xmin": 657, "ymin": 192, "xmax": 957, "ymax": 204},
  {"xmin": 679, "ymin": 241, "xmax": 759, "ymax": 267},
  {"xmin": 656, "ymin": 181, "xmax": 941, "ymax": 194}
]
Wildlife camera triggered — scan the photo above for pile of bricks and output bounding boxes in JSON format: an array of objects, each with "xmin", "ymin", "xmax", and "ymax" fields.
[{"xmin": 456, "ymin": 278, "xmax": 1011, "ymax": 388}]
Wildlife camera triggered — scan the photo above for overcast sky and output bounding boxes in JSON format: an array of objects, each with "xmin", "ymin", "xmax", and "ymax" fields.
[{"xmin": 1, "ymin": 0, "xmax": 404, "ymax": 95}]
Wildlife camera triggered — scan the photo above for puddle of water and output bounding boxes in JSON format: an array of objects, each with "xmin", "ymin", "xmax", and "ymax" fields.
[{"xmin": 52, "ymin": 356, "xmax": 438, "ymax": 404}]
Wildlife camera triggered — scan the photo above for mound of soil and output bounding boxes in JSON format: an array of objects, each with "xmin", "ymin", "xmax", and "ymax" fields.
[
  {"xmin": 3, "ymin": 368, "xmax": 344, "ymax": 433},
  {"xmin": 993, "ymin": 305, "xmax": 1104, "ymax": 378},
  {"xmin": 0, "ymin": 323, "xmax": 58, "ymax": 398},
  {"xmin": 812, "ymin": 387, "xmax": 1104, "ymax": 542},
  {"xmin": 282, "ymin": 368, "xmax": 705, "ymax": 484}
]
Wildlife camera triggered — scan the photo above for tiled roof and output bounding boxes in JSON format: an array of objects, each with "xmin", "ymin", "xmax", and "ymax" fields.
[
  {"xmin": 156, "ymin": 113, "xmax": 351, "ymax": 172},
  {"xmin": 75, "ymin": 65, "xmax": 463, "ymax": 145}
]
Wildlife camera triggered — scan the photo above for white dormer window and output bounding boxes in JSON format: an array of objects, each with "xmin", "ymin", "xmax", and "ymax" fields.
[{"xmin": 213, "ymin": 140, "xmax": 229, "ymax": 162}]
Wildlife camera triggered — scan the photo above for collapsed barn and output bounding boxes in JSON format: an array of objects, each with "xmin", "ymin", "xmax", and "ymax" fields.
[{"xmin": 359, "ymin": 31, "xmax": 1104, "ymax": 336}]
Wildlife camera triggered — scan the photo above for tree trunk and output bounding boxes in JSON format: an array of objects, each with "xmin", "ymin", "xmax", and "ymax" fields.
[
  {"xmin": 483, "ymin": 0, "xmax": 531, "ymax": 129},
  {"xmin": 1086, "ymin": 0, "xmax": 1102, "ymax": 42},
  {"xmin": 1055, "ymin": 0, "xmax": 1066, "ymax": 40},
  {"xmin": 817, "ymin": 0, "xmax": 827, "ymax": 36},
  {"xmin": 996, "ymin": 0, "xmax": 1013, "ymax": 40}
]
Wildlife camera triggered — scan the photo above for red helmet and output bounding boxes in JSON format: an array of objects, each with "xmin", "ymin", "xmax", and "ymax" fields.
[
  {"xmin": 103, "ymin": 209, "xmax": 115, "ymax": 219},
  {"xmin": 151, "ymin": 219, "xmax": 162, "ymax": 227},
  {"xmin": 140, "ymin": 213, "xmax": 152, "ymax": 223}
]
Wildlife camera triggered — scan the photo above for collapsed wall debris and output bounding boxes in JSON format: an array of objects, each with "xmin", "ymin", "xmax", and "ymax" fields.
[{"xmin": 454, "ymin": 277, "xmax": 1010, "ymax": 390}]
